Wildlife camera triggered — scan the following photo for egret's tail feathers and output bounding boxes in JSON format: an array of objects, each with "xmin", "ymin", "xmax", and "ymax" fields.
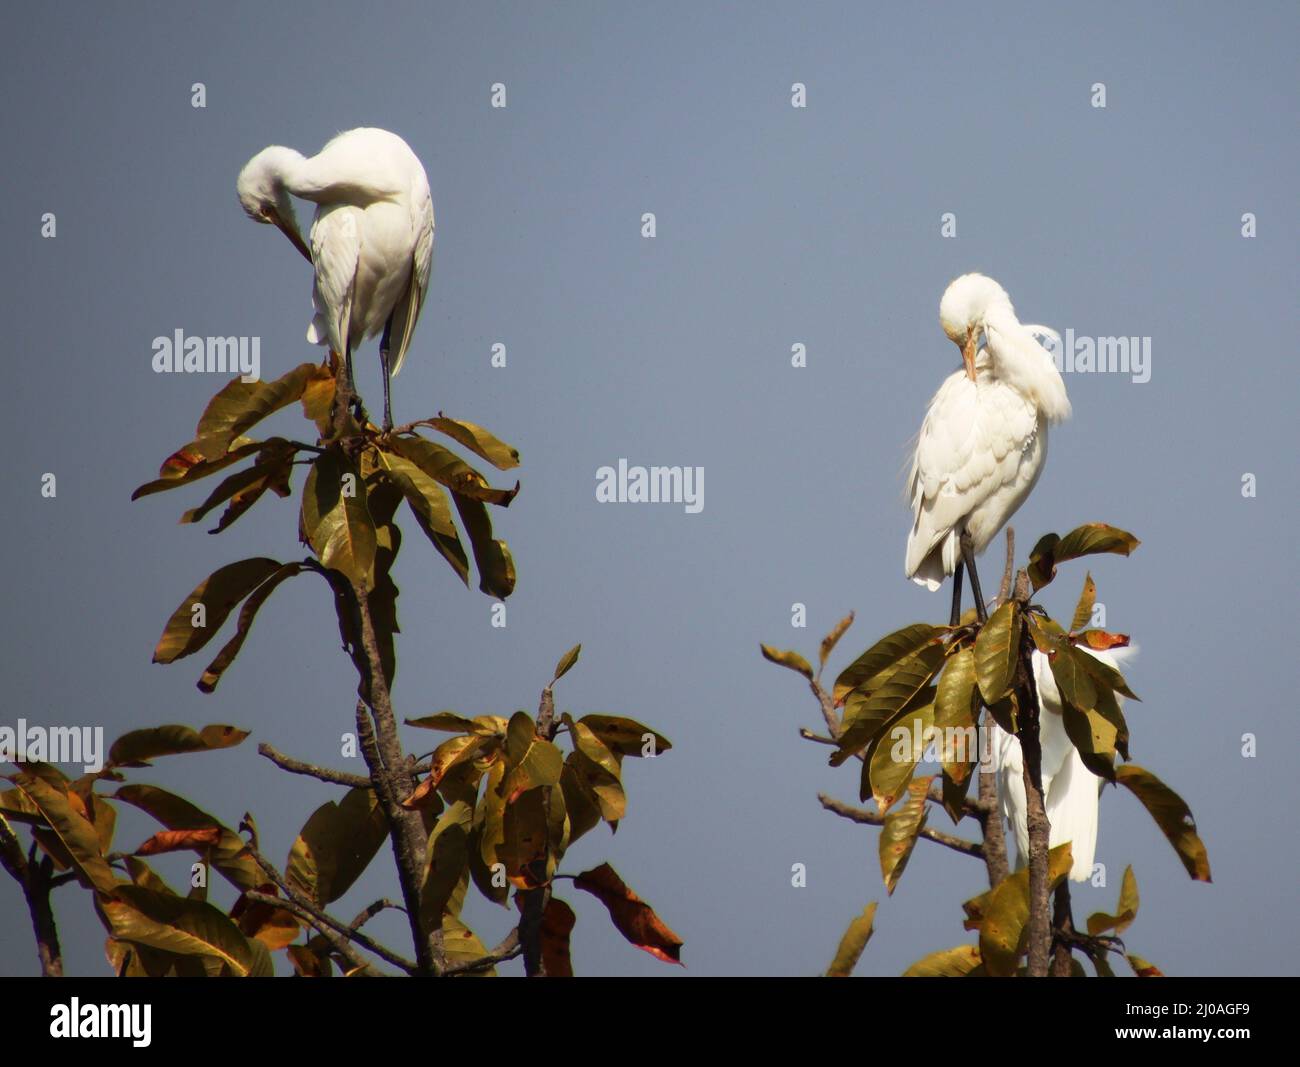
[
  {"xmin": 905, "ymin": 527, "xmax": 959, "ymax": 591},
  {"xmin": 306, "ymin": 314, "xmax": 329, "ymax": 346}
]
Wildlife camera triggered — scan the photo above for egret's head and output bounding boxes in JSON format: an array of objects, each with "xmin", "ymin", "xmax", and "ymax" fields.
[
  {"xmin": 939, "ymin": 273, "xmax": 1012, "ymax": 381},
  {"xmin": 236, "ymin": 146, "xmax": 310, "ymax": 259}
]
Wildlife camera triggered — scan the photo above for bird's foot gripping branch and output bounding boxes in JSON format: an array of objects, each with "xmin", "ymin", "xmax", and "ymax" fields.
[
  {"xmin": 763, "ymin": 524, "xmax": 1211, "ymax": 978},
  {"xmin": 0, "ymin": 360, "xmax": 683, "ymax": 977}
]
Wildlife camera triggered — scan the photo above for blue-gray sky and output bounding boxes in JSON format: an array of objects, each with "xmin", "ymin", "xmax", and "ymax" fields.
[{"xmin": 2, "ymin": 1, "xmax": 1296, "ymax": 976}]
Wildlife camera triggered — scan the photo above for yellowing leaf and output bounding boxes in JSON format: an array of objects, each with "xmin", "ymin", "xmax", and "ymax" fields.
[
  {"xmin": 429, "ymin": 416, "xmax": 521, "ymax": 470},
  {"xmin": 1027, "ymin": 524, "xmax": 1140, "ymax": 590},
  {"xmin": 1087, "ymin": 865, "xmax": 1139, "ymax": 936},
  {"xmin": 1116, "ymin": 766, "xmax": 1211, "ymax": 882},
  {"xmin": 301, "ymin": 452, "xmax": 377, "ymax": 591},
  {"xmin": 108, "ymin": 724, "xmax": 249, "ymax": 767},
  {"xmin": 833, "ymin": 624, "xmax": 942, "ymax": 706},
  {"xmin": 1071, "ymin": 572, "xmax": 1097, "ymax": 633},
  {"xmin": 974, "ymin": 601, "xmax": 1020, "ymax": 703},
  {"xmin": 194, "ymin": 362, "xmax": 319, "ymax": 461},
  {"xmin": 826, "ymin": 902, "xmax": 877, "ymax": 977},
  {"xmin": 879, "ymin": 777, "xmax": 931, "ymax": 894},
  {"xmin": 286, "ymin": 788, "xmax": 388, "ymax": 906},
  {"xmin": 903, "ymin": 944, "xmax": 982, "ymax": 977},
  {"xmin": 152, "ymin": 558, "xmax": 283, "ymax": 663}
]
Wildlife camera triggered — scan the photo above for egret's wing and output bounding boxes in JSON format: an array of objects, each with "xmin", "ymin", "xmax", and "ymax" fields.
[
  {"xmin": 306, "ymin": 205, "xmax": 360, "ymax": 356},
  {"xmin": 385, "ymin": 186, "xmax": 434, "ymax": 378},
  {"xmin": 905, "ymin": 372, "xmax": 1036, "ymax": 584},
  {"xmin": 289, "ymin": 128, "xmax": 408, "ymax": 205},
  {"xmin": 987, "ymin": 722, "xmax": 1030, "ymax": 866}
]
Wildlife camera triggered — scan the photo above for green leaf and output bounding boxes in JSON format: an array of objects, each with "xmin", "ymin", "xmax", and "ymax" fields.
[
  {"xmin": 131, "ymin": 437, "xmax": 269, "ymax": 500},
  {"xmin": 934, "ymin": 647, "xmax": 979, "ymax": 785},
  {"xmin": 12, "ymin": 774, "xmax": 117, "ymax": 893},
  {"xmin": 429, "ymin": 416, "xmax": 520, "ymax": 470},
  {"xmin": 834, "ymin": 643, "xmax": 945, "ymax": 766},
  {"xmin": 108, "ymin": 724, "xmax": 250, "ymax": 768},
  {"xmin": 902, "ymin": 944, "xmax": 983, "ymax": 977},
  {"xmin": 114, "ymin": 784, "xmax": 261, "ymax": 891},
  {"xmin": 1087, "ymin": 865, "xmax": 1139, "ymax": 936},
  {"xmin": 578, "ymin": 714, "xmax": 671, "ymax": 757},
  {"xmin": 1071, "ymin": 572, "xmax": 1097, "ymax": 633},
  {"xmin": 286, "ymin": 788, "xmax": 389, "ymax": 906},
  {"xmin": 1027, "ymin": 524, "xmax": 1140, "ymax": 591},
  {"xmin": 101, "ymin": 886, "xmax": 266, "ymax": 976},
  {"xmin": 196, "ymin": 564, "xmax": 301, "ymax": 692},
  {"xmin": 865, "ymin": 695, "xmax": 935, "ymax": 812},
  {"xmin": 1115, "ymin": 766, "xmax": 1211, "ymax": 882},
  {"xmin": 880, "ymin": 777, "xmax": 931, "ymax": 894},
  {"xmin": 375, "ymin": 450, "xmax": 469, "ymax": 587},
  {"xmin": 301, "ymin": 451, "xmax": 377, "ymax": 591},
  {"xmin": 451, "ymin": 491, "xmax": 516, "ymax": 599},
  {"xmin": 502, "ymin": 738, "xmax": 565, "ymax": 803},
  {"xmin": 553, "ymin": 644, "xmax": 582, "ymax": 682},
  {"xmin": 759, "ymin": 645, "xmax": 813, "ymax": 680},
  {"xmin": 967, "ymin": 843, "xmax": 1074, "ymax": 976},
  {"xmin": 152, "ymin": 558, "xmax": 283, "ymax": 664},
  {"xmin": 826, "ymin": 902, "xmax": 877, "ymax": 977},
  {"xmin": 179, "ymin": 442, "xmax": 295, "ymax": 528},
  {"xmin": 420, "ymin": 801, "xmax": 472, "ymax": 937},
  {"xmin": 385, "ymin": 434, "xmax": 519, "ymax": 506},
  {"xmin": 193, "ymin": 362, "xmax": 320, "ymax": 461},
  {"xmin": 819, "ymin": 612, "xmax": 855, "ymax": 670},
  {"xmin": 442, "ymin": 916, "xmax": 496, "ymax": 976},
  {"xmin": 833, "ymin": 623, "xmax": 942, "ymax": 706},
  {"xmin": 974, "ymin": 601, "xmax": 1020, "ymax": 703}
]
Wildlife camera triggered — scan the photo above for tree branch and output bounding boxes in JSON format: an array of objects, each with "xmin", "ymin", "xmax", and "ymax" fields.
[
  {"xmin": 0, "ymin": 822, "xmax": 62, "ymax": 976},
  {"xmin": 257, "ymin": 742, "xmax": 373, "ymax": 789},
  {"xmin": 242, "ymin": 844, "xmax": 415, "ymax": 975},
  {"xmin": 818, "ymin": 794, "xmax": 984, "ymax": 859}
]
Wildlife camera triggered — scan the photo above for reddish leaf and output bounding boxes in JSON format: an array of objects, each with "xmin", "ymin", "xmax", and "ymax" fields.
[
  {"xmin": 573, "ymin": 863, "xmax": 683, "ymax": 965},
  {"xmin": 541, "ymin": 897, "xmax": 577, "ymax": 977},
  {"xmin": 1072, "ymin": 629, "xmax": 1131, "ymax": 651},
  {"xmin": 132, "ymin": 827, "xmax": 222, "ymax": 856}
]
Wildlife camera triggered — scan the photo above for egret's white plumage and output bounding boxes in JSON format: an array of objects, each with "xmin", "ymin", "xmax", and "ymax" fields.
[
  {"xmin": 906, "ymin": 274, "xmax": 1071, "ymax": 592},
  {"xmin": 989, "ymin": 646, "xmax": 1133, "ymax": 882},
  {"xmin": 236, "ymin": 128, "xmax": 434, "ymax": 426}
]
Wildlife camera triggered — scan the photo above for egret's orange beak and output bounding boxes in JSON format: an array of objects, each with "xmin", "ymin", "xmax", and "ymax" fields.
[
  {"xmin": 265, "ymin": 205, "xmax": 313, "ymax": 264},
  {"xmin": 962, "ymin": 327, "xmax": 979, "ymax": 382}
]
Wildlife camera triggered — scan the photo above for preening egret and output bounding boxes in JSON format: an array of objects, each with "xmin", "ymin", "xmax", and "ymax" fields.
[
  {"xmin": 989, "ymin": 646, "xmax": 1133, "ymax": 882},
  {"xmin": 905, "ymin": 274, "xmax": 1071, "ymax": 623},
  {"xmin": 236, "ymin": 127, "xmax": 435, "ymax": 431}
]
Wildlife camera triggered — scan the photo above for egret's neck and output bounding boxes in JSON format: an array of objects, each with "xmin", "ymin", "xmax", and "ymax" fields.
[{"xmin": 983, "ymin": 305, "xmax": 1071, "ymax": 422}]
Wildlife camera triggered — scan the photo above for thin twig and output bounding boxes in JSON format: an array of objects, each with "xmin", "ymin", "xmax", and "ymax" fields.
[
  {"xmin": 0, "ymin": 821, "xmax": 62, "ymax": 976},
  {"xmin": 818, "ymin": 794, "xmax": 984, "ymax": 859},
  {"xmin": 243, "ymin": 844, "xmax": 416, "ymax": 975},
  {"xmin": 258, "ymin": 743, "xmax": 372, "ymax": 789}
]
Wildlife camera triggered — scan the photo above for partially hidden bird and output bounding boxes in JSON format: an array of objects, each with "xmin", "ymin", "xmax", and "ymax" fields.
[
  {"xmin": 236, "ymin": 127, "xmax": 434, "ymax": 431},
  {"xmin": 905, "ymin": 273, "xmax": 1071, "ymax": 623},
  {"xmin": 989, "ymin": 645, "xmax": 1134, "ymax": 882}
]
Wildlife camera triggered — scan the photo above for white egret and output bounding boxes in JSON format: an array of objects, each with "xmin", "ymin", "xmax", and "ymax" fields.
[
  {"xmin": 989, "ymin": 646, "xmax": 1133, "ymax": 882},
  {"xmin": 236, "ymin": 127, "xmax": 435, "ymax": 431},
  {"xmin": 905, "ymin": 274, "xmax": 1071, "ymax": 623}
]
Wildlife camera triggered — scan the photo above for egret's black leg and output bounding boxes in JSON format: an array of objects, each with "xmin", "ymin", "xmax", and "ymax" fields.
[
  {"xmin": 950, "ymin": 560, "xmax": 965, "ymax": 627},
  {"xmin": 960, "ymin": 530, "xmax": 988, "ymax": 623},
  {"xmin": 379, "ymin": 315, "xmax": 394, "ymax": 433}
]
